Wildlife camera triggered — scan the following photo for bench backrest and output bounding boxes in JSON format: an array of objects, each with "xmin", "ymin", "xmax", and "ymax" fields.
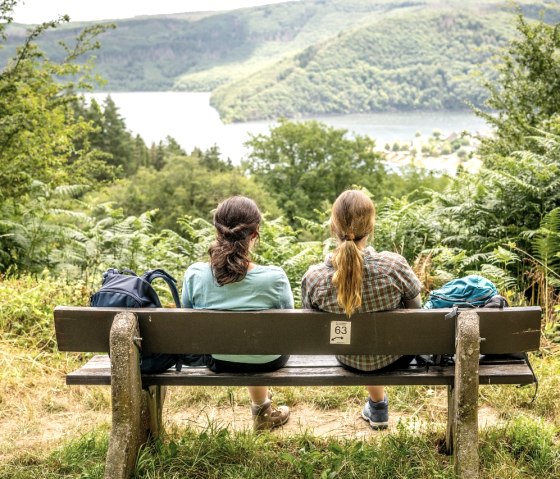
[{"xmin": 54, "ymin": 306, "xmax": 541, "ymax": 355}]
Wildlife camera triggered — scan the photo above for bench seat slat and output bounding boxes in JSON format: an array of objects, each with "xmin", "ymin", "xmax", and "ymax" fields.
[{"xmin": 66, "ymin": 355, "xmax": 536, "ymax": 387}]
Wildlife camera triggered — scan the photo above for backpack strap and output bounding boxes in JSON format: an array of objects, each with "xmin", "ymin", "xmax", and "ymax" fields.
[{"xmin": 142, "ymin": 269, "xmax": 181, "ymax": 307}]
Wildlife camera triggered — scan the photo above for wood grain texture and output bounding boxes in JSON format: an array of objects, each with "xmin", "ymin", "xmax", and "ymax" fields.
[
  {"xmin": 54, "ymin": 306, "xmax": 542, "ymax": 355},
  {"xmin": 66, "ymin": 355, "xmax": 536, "ymax": 387}
]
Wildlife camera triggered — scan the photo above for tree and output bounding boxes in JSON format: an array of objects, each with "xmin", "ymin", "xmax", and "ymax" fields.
[
  {"xmin": 91, "ymin": 154, "xmax": 281, "ymax": 232},
  {"xmin": 476, "ymin": 15, "xmax": 560, "ymax": 158},
  {"xmin": 0, "ymin": 1, "xmax": 113, "ymax": 272},
  {"xmin": 72, "ymin": 95, "xmax": 149, "ymax": 177},
  {"xmin": 99, "ymin": 96, "xmax": 140, "ymax": 176},
  {"xmin": 0, "ymin": 1, "xmax": 113, "ymax": 201},
  {"xmin": 246, "ymin": 119, "xmax": 386, "ymax": 222},
  {"xmin": 196, "ymin": 145, "xmax": 233, "ymax": 172}
]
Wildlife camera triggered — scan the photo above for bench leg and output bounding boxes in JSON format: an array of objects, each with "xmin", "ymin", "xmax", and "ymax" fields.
[
  {"xmin": 104, "ymin": 312, "xmax": 146, "ymax": 479},
  {"xmin": 145, "ymin": 385, "xmax": 166, "ymax": 439},
  {"xmin": 444, "ymin": 385, "xmax": 455, "ymax": 455},
  {"xmin": 453, "ymin": 310, "xmax": 480, "ymax": 479}
]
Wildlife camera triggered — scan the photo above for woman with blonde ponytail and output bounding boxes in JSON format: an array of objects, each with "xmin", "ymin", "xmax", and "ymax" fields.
[
  {"xmin": 182, "ymin": 196, "xmax": 293, "ymax": 431},
  {"xmin": 302, "ymin": 189, "xmax": 422, "ymax": 430}
]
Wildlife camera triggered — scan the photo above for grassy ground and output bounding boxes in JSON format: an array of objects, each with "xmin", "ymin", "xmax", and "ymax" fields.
[{"xmin": 0, "ymin": 277, "xmax": 559, "ymax": 478}]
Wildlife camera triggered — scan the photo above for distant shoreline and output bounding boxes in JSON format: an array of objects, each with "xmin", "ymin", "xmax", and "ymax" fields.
[{"xmin": 85, "ymin": 91, "xmax": 490, "ymax": 168}]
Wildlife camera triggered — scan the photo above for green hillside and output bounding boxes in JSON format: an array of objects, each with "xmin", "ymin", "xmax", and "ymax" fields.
[
  {"xmin": 2, "ymin": 0, "xmax": 429, "ymax": 92},
  {"xmin": 1, "ymin": 0, "xmax": 558, "ymax": 120},
  {"xmin": 211, "ymin": 10, "xmax": 512, "ymax": 121},
  {"xmin": 210, "ymin": 0, "xmax": 560, "ymax": 121}
]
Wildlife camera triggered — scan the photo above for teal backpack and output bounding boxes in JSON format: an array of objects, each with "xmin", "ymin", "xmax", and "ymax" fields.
[
  {"xmin": 422, "ymin": 275, "xmax": 506, "ymax": 367},
  {"xmin": 423, "ymin": 275, "xmax": 500, "ymax": 309},
  {"xmin": 421, "ymin": 275, "xmax": 536, "ymax": 398}
]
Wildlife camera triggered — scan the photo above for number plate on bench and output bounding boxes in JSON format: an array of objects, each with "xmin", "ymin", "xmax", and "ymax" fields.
[{"xmin": 330, "ymin": 320, "xmax": 351, "ymax": 344}]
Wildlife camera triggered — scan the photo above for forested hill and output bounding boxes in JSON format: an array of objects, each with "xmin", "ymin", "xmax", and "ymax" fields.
[
  {"xmin": 212, "ymin": 12, "xmax": 509, "ymax": 121},
  {"xmin": 3, "ymin": 0, "xmax": 559, "ymax": 121}
]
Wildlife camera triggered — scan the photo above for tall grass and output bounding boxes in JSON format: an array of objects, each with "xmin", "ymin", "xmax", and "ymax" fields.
[
  {"xmin": 0, "ymin": 274, "xmax": 90, "ymax": 349},
  {"xmin": 1, "ymin": 276, "xmax": 559, "ymax": 478},
  {"xmin": 1, "ymin": 417, "xmax": 558, "ymax": 479}
]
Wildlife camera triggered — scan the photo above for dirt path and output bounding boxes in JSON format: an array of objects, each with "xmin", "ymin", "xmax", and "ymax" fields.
[{"xmin": 0, "ymin": 382, "xmax": 502, "ymax": 463}]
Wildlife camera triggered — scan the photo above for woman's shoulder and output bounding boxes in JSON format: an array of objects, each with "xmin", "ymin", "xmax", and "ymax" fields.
[
  {"xmin": 185, "ymin": 262, "xmax": 211, "ymax": 277},
  {"xmin": 253, "ymin": 264, "xmax": 288, "ymax": 279},
  {"xmin": 367, "ymin": 250, "xmax": 413, "ymax": 273},
  {"xmin": 302, "ymin": 261, "xmax": 331, "ymax": 283},
  {"xmin": 371, "ymin": 250, "xmax": 408, "ymax": 262}
]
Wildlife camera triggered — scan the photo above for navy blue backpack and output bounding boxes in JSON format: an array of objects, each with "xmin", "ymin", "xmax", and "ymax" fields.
[{"xmin": 90, "ymin": 268, "xmax": 183, "ymax": 374}]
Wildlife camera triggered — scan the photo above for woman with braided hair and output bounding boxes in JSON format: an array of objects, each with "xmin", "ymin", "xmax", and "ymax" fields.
[
  {"xmin": 301, "ymin": 189, "xmax": 422, "ymax": 430},
  {"xmin": 181, "ymin": 196, "xmax": 293, "ymax": 431}
]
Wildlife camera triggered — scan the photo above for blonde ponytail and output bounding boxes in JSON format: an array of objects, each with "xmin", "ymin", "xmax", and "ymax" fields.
[
  {"xmin": 329, "ymin": 190, "xmax": 375, "ymax": 317},
  {"xmin": 332, "ymin": 240, "xmax": 364, "ymax": 316}
]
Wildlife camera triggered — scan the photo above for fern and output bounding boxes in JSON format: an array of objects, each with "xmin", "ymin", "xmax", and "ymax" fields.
[{"xmin": 533, "ymin": 208, "xmax": 560, "ymax": 273}]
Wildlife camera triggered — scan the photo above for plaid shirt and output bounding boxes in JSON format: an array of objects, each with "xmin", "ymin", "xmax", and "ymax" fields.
[{"xmin": 301, "ymin": 247, "xmax": 422, "ymax": 371}]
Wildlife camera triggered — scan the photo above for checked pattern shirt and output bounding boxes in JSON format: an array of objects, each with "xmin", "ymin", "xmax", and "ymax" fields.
[{"xmin": 301, "ymin": 247, "xmax": 422, "ymax": 371}]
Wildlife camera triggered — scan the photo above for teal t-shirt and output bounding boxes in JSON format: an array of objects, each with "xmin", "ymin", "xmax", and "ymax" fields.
[{"xmin": 181, "ymin": 262, "xmax": 294, "ymax": 364}]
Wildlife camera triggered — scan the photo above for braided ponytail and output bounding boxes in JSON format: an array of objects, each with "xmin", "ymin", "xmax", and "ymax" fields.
[{"xmin": 209, "ymin": 196, "xmax": 261, "ymax": 285}]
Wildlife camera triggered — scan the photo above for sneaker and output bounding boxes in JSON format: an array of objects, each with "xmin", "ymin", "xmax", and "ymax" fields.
[
  {"xmin": 361, "ymin": 397, "xmax": 389, "ymax": 430},
  {"xmin": 251, "ymin": 399, "xmax": 290, "ymax": 431}
]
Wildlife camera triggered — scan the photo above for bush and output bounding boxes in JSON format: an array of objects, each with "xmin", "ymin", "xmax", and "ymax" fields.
[{"xmin": 0, "ymin": 275, "xmax": 90, "ymax": 349}]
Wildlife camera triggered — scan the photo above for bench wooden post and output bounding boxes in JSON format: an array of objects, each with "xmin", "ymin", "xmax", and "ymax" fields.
[
  {"xmin": 146, "ymin": 385, "xmax": 166, "ymax": 439},
  {"xmin": 453, "ymin": 310, "xmax": 480, "ymax": 479},
  {"xmin": 445, "ymin": 385, "xmax": 455, "ymax": 455},
  {"xmin": 104, "ymin": 312, "xmax": 149, "ymax": 479}
]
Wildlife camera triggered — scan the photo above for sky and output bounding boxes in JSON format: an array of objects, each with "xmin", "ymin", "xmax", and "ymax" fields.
[{"xmin": 12, "ymin": 0, "xmax": 300, "ymax": 24}]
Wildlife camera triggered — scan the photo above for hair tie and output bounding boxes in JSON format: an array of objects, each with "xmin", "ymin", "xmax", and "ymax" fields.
[{"xmin": 341, "ymin": 233, "xmax": 355, "ymax": 241}]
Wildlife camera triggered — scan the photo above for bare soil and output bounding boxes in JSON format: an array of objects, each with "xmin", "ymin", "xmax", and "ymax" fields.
[{"xmin": 0, "ymin": 382, "xmax": 503, "ymax": 462}]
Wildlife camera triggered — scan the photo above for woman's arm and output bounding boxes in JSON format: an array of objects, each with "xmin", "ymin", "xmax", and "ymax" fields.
[
  {"xmin": 276, "ymin": 270, "xmax": 294, "ymax": 309},
  {"xmin": 181, "ymin": 271, "xmax": 194, "ymax": 308},
  {"xmin": 301, "ymin": 273, "xmax": 314, "ymax": 309}
]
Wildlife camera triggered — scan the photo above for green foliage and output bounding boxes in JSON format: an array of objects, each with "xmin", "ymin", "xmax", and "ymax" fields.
[
  {"xmin": 4, "ymin": 414, "xmax": 559, "ymax": 478},
  {"xmin": 212, "ymin": 10, "xmax": 514, "ymax": 122},
  {"xmin": 0, "ymin": 2, "xmax": 123, "ymax": 273},
  {"xmin": 0, "ymin": 181, "xmax": 91, "ymax": 273},
  {"xmin": 246, "ymin": 119, "xmax": 385, "ymax": 223},
  {"xmin": 374, "ymin": 195, "xmax": 434, "ymax": 260},
  {"xmin": 0, "ymin": 274, "xmax": 90, "ymax": 349},
  {"xmin": 72, "ymin": 95, "xmax": 151, "ymax": 179},
  {"xmin": 481, "ymin": 416, "xmax": 560, "ymax": 477},
  {"xmin": 0, "ymin": 7, "xmax": 113, "ymax": 201},
  {"xmin": 477, "ymin": 14, "xmax": 560, "ymax": 157},
  {"xmin": 531, "ymin": 208, "xmax": 560, "ymax": 278},
  {"xmin": 380, "ymin": 166, "xmax": 452, "ymax": 209},
  {"xmin": 91, "ymin": 149, "xmax": 280, "ymax": 232}
]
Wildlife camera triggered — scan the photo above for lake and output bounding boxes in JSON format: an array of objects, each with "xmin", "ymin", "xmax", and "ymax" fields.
[{"xmin": 87, "ymin": 91, "xmax": 490, "ymax": 165}]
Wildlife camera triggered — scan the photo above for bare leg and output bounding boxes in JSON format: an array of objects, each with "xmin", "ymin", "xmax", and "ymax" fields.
[
  {"xmin": 366, "ymin": 385, "xmax": 385, "ymax": 402},
  {"xmin": 247, "ymin": 386, "xmax": 269, "ymax": 405},
  {"xmin": 249, "ymin": 386, "xmax": 289, "ymax": 431}
]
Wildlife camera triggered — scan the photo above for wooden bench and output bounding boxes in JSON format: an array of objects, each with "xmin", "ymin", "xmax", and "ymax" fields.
[{"xmin": 54, "ymin": 306, "xmax": 542, "ymax": 479}]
